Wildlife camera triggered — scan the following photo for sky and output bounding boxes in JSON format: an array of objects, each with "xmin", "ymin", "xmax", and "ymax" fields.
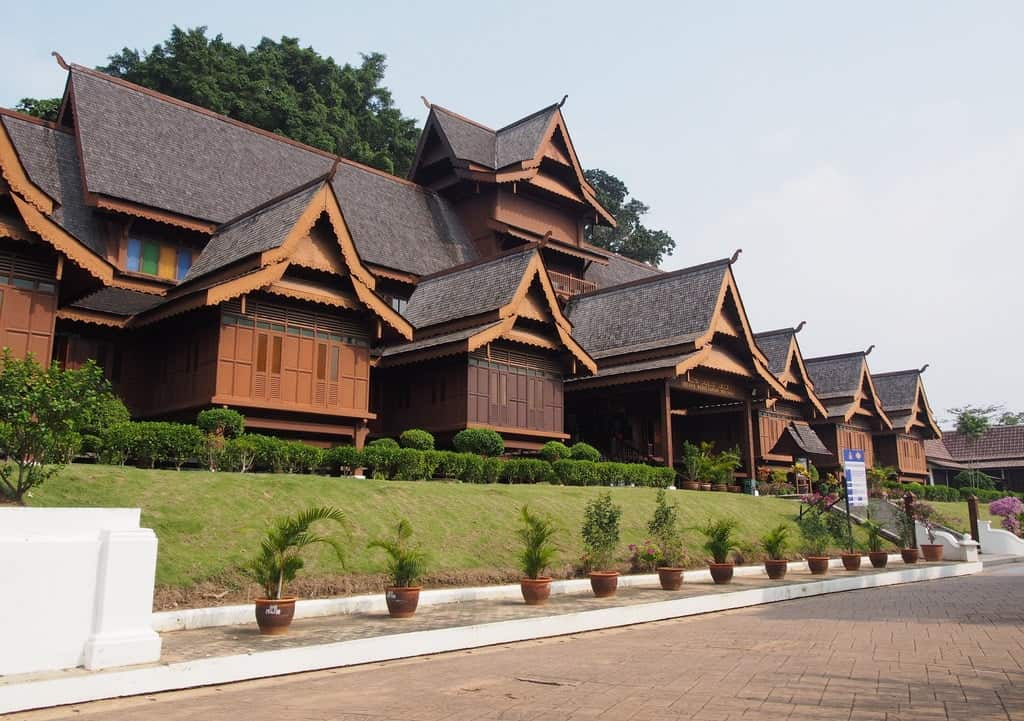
[{"xmin": 3, "ymin": 1, "xmax": 1022, "ymax": 423}]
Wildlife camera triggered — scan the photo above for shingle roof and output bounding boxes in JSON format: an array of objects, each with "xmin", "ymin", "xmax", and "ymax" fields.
[
  {"xmin": 69, "ymin": 287, "xmax": 164, "ymax": 316},
  {"xmin": 871, "ymin": 370, "xmax": 920, "ymax": 413},
  {"xmin": 584, "ymin": 250, "xmax": 663, "ymax": 289},
  {"xmin": 378, "ymin": 322, "xmax": 501, "ymax": 358},
  {"xmin": 939, "ymin": 426, "xmax": 1024, "ymax": 462},
  {"xmin": 804, "ymin": 353, "xmax": 866, "ymax": 399},
  {"xmin": 2, "ymin": 114, "xmax": 106, "ymax": 256},
  {"xmin": 64, "ymin": 67, "xmax": 477, "ymax": 278},
  {"xmin": 565, "ymin": 259, "xmax": 730, "ymax": 359},
  {"xmin": 753, "ymin": 329, "xmax": 795, "ymax": 377},
  {"xmin": 329, "ymin": 166, "xmax": 475, "ymax": 276},
  {"xmin": 402, "ymin": 248, "xmax": 536, "ymax": 330},
  {"xmin": 184, "ymin": 180, "xmax": 325, "ymax": 282},
  {"xmin": 567, "ymin": 352, "xmax": 698, "ymax": 381},
  {"xmin": 431, "ymin": 105, "xmax": 558, "ymax": 170}
]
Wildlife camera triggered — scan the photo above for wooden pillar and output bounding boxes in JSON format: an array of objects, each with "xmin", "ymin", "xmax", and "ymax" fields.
[
  {"xmin": 354, "ymin": 420, "xmax": 370, "ymax": 451},
  {"xmin": 742, "ymin": 396, "xmax": 757, "ymax": 482},
  {"xmin": 661, "ymin": 380, "xmax": 674, "ymax": 469},
  {"xmin": 967, "ymin": 494, "xmax": 981, "ymax": 545}
]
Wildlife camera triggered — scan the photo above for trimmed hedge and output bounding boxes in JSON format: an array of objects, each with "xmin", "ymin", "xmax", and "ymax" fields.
[
  {"xmin": 569, "ymin": 442, "xmax": 601, "ymax": 462},
  {"xmin": 399, "ymin": 429, "xmax": 435, "ymax": 451},
  {"xmin": 452, "ymin": 428, "xmax": 504, "ymax": 456},
  {"xmin": 500, "ymin": 458, "xmax": 554, "ymax": 484}
]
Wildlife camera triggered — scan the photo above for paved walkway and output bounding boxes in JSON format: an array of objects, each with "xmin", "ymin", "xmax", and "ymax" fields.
[{"xmin": 11, "ymin": 564, "xmax": 1023, "ymax": 721}]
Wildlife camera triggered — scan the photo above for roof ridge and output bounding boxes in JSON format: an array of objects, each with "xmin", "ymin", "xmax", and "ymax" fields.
[
  {"xmin": 68, "ymin": 64, "xmax": 432, "ymax": 194},
  {"xmin": 430, "ymin": 104, "xmax": 496, "ymax": 134},
  {"xmin": 495, "ymin": 104, "xmax": 560, "ymax": 134},
  {"xmin": 0, "ymin": 106, "xmax": 69, "ymax": 132},
  {"xmin": 416, "ymin": 243, "xmax": 538, "ymax": 283},
  {"xmin": 569, "ymin": 257, "xmax": 731, "ymax": 303},
  {"xmin": 214, "ymin": 174, "xmax": 329, "ymax": 234},
  {"xmin": 871, "ymin": 369, "xmax": 920, "ymax": 378},
  {"xmin": 754, "ymin": 327, "xmax": 796, "ymax": 338},
  {"xmin": 805, "ymin": 351, "xmax": 867, "ymax": 364}
]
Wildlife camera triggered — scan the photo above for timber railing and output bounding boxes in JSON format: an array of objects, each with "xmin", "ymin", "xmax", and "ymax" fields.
[{"xmin": 547, "ymin": 270, "xmax": 596, "ymax": 297}]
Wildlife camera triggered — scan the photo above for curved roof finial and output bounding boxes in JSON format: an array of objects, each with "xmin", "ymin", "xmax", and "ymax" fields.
[
  {"xmin": 919, "ymin": 363, "xmax": 930, "ymax": 374},
  {"xmin": 420, "ymin": 96, "xmax": 431, "ymax": 110},
  {"xmin": 864, "ymin": 344, "xmax": 875, "ymax": 356},
  {"xmin": 729, "ymin": 248, "xmax": 743, "ymax": 264},
  {"xmin": 794, "ymin": 320, "xmax": 806, "ymax": 333},
  {"xmin": 559, "ymin": 94, "xmax": 568, "ymax": 108},
  {"xmin": 52, "ymin": 51, "xmax": 69, "ymax": 70}
]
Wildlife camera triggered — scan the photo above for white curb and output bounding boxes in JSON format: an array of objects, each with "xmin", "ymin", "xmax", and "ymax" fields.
[
  {"xmin": 151, "ymin": 555, "xmax": 902, "ymax": 632},
  {"xmin": 0, "ymin": 560, "xmax": 980, "ymax": 714}
]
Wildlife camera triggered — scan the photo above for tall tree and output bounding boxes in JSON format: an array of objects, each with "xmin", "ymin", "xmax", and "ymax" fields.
[
  {"xmin": 949, "ymin": 404, "xmax": 1002, "ymax": 489},
  {"xmin": 16, "ymin": 27, "xmax": 420, "ymax": 176},
  {"xmin": 14, "ymin": 97, "xmax": 61, "ymax": 122},
  {"xmin": 584, "ymin": 169, "xmax": 675, "ymax": 266}
]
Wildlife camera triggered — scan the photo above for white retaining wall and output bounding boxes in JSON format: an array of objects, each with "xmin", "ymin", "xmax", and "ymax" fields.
[
  {"xmin": 977, "ymin": 520, "xmax": 1024, "ymax": 556},
  {"xmin": 0, "ymin": 508, "xmax": 161, "ymax": 675},
  {"xmin": 914, "ymin": 522, "xmax": 979, "ymax": 562}
]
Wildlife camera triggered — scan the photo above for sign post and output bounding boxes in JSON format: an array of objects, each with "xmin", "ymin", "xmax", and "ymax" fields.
[{"xmin": 842, "ymin": 449, "xmax": 869, "ymax": 554}]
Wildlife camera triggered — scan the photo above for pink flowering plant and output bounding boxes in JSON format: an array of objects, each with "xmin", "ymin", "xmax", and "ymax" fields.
[
  {"xmin": 988, "ymin": 497, "xmax": 1024, "ymax": 536},
  {"xmin": 628, "ymin": 540, "xmax": 660, "ymax": 572}
]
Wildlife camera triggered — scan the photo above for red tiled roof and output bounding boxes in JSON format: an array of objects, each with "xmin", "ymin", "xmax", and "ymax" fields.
[{"xmin": 938, "ymin": 425, "xmax": 1024, "ymax": 462}]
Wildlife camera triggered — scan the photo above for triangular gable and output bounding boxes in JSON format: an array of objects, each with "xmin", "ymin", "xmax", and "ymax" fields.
[
  {"xmin": 847, "ymin": 361, "xmax": 894, "ymax": 429},
  {"xmin": 776, "ymin": 332, "xmax": 829, "ymax": 418}
]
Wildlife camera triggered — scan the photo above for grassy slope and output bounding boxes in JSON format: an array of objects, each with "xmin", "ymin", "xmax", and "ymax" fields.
[
  {"xmin": 926, "ymin": 500, "xmax": 1000, "ymax": 534},
  {"xmin": 32, "ymin": 464, "xmax": 851, "ymax": 589}
]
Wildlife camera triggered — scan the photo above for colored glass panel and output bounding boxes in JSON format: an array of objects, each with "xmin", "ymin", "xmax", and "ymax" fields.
[
  {"xmin": 141, "ymin": 241, "xmax": 159, "ymax": 275},
  {"xmin": 126, "ymin": 238, "xmax": 142, "ymax": 272},
  {"xmin": 176, "ymin": 250, "xmax": 192, "ymax": 280},
  {"xmin": 158, "ymin": 245, "xmax": 176, "ymax": 279}
]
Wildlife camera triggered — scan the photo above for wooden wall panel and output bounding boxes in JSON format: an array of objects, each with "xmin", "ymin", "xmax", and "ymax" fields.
[
  {"xmin": 836, "ymin": 424, "xmax": 875, "ymax": 468},
  {"xmin": 495, "ymin": 188, "xmax": 581, "ymax": 245},
  {"xmin": 0, "ymin": 244, "xmax": 58, "ymax": 362}
]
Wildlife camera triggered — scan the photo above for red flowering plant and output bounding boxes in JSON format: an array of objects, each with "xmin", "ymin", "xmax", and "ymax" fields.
[{"xmin": 628, "ymin": 540, "xmax": 659, "ymax": 572}]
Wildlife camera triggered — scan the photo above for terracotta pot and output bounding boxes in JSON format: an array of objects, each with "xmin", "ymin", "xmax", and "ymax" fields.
[
  {"xmin": 589, "ymin": 571, "xmax": 619, "ymax": 597},
  {"xmin": 806, "ymin": 556, "xmax": 830, "ymax": 575},
  {"xmin": 699, "ymin": 483, "xmax": 713, "ymax": 491},
  {"xmin": 657, "ymin": 567, "xmax": 684, "ymax": 590},
  {"xmin": 385, "ymin": 586, "xmax": 422, "ymax": 618},
  {"xmin": 841, "ymin": 553, "xmax": 862, "ymax": 571},
  {"xmin": 727, "ymin": 484, "xmax": 741, "ymax": 493},
  {"xmin": 868, "ymin": 551, "xmax": 889, "ymax": 568},
  {"xmin": 254, "ymin": 597, "xmax": 297, "ymax": 635},
  {"xmin": 711, "ymin": 484, "xmax": 728, "ymax": 492},
  {"xmin": 900, "ymin": 548, "xmax": 920, "ymax": 564},
  {"xmin": 681, "ymin": 480, "xmax": 700, "ymax": 491},
  {"xmin": 764, "ymin": 559, "xmax": 788, "ymax": 580},
  {"xmin": 520, "ymin": 577, "xmax": 552, "ymax": 605},
  {"xmin": 920, "ymin": 544, "xmax": 944, "ymax": 562},
  {"xmin": 709, "ymin": 562, "xmax": 734, "ymax": 584}
]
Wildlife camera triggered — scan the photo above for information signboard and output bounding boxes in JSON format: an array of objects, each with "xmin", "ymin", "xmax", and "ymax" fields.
[{"xmin": 842, "ymin": 448, "xmax": 869, "ymax": 507}]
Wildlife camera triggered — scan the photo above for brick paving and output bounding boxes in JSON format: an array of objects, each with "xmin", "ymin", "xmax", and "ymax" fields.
[{"xmin": 10, "ymin": 564, "xmax": 1024, "ymax": 720}]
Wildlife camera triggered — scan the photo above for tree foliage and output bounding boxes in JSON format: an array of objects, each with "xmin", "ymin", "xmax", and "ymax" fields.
[
  {"xmin": 18, "ymin": 26, "xmax": 419, "ymax": 175},
  {"xmin": 0, "ymin": 352, "xmax": 116, "ymax": 503},
  {"xmin": 14, "ymin": 97, "xmax": 61, "ymax": 122},
  {"xmin": 998, "ymin": 411, "xmax": 1024, "ymax": 426},
  {"xmin": 584, "ymin": 168, "xmax": 676, "ymax": 266}
]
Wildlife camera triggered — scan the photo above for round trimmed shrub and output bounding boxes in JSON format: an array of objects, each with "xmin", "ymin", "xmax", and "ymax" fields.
[
  {"xmin": 452, "ymin": 428, "xmax": 504, "ymax": 457},
  {"xmin": 196, "ymin": 408, "xmax": 245, "ymax": 438},
  {"xmin": 569, "ymin": 442, "xmax": 601, "ymax": 462},
  {"xmin": 539, "ymin": 441, "xmax": 571, "ymax": 463},
  {"xmin": 326, "ymin": 446, "xmax": 364, "ymax": 475},
  {"xmin": 368, "ymin": 437, "xmax": 400, "ymax": 449},
  {"xmin": 399, "ymin": 429, "xmax": 435, "ymax": 451}
]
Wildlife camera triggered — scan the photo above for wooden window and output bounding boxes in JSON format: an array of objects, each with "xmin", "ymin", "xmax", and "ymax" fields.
[
  {"xmin": 126, "ymin": 238, "xmax": 142, "ymax": 272},
  {"xmin": 176, "ymin": 250, "xmax": 192, "ymax": 280},
  {"xmin": 157, "ymin": 245, "xmax": 177, "ymax": 280},
  {"xmin": 271, "ymin": 336, "xmax": 282, "ymax": 374},
  {"xmin": 316, "ymin": 343, "xmax": 327, "ymax": 381},
  {"xmin": 330, "ymin": 346, "xmax": 340, "ymax": 382},
  {"xmin": 256, "ymin": 334, "xmax": 268, "ymax": 372}
]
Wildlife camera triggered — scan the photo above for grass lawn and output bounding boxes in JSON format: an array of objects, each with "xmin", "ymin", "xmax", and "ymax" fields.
[
  {"xmin": 926, "ymin": 500, "xmax": 1001, "ymax": 534},
  {"xmin": 27, "ymin": 464, "xmax": 862, "ymax": 606}
]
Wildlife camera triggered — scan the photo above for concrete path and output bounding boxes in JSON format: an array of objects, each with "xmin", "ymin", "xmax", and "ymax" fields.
[{"xmin": 11, "ymin": 564, "xmax": 1023, "ymax": 721}]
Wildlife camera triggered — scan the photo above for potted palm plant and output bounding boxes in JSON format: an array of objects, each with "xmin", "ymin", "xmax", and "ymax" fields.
[
  {"xmin": 582, "ymin": 491, "xmax": 622, "ymax": 597},
  {"xmin": 368, "ymin": 519, "xmax": 428, "ymax": 618},
  {"xmin": 700, "ymin": 517, "xmax": 739, "ymax": 584},
  {"xmin": 518, "ymin": 506, "xmax": 559, "ymax": 604},
  {"xmin": 862, "ymin": 518, "xmax": 889, "ymax": 568},
  {"xmin": 244, "ymin": 506, "xmax": 348, "ymax": 635},
  {"xmin": 648, "ymin": 489, "xmax": 685, "ymax": 590},
  {"xmin": 797, "ymin": 510, "xmax": 832, "ymax": 575},
  {"xmin": 761, "ymin": 524, "xmax": 791, "ymax": 580},
  {"xmin": 895, "ymin": 506, "xmax": 919, "ymax": 564},
  {"xmin": 680, "ymin": 441, "xmax": 710, "ymax": 491}
]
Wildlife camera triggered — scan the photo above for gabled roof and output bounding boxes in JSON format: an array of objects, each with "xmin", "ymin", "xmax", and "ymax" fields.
[
  {"xmin": 429, "ymin": 104, "xmax": 559, "ymax": 170},
  {"xmin": 403, "ymin": 247, "xmax": 537, "ymax": 330},
  {"xmin": 938, "ymin": 425, "xmax": 1024, "ymax": 463},
  {"xmin": 69, "ymin": 287, "xmax": 163, "ymax": 316},
  {"xmin": 872, "ymin": 368, "xmax": 941, "ymax": 437},
  {"xmin": 804, "ymin": 351, "xmax": 893, "ymax": 428},
  {"xmin": 57, "ymin": 65, "xmax": 477, "ymax": 278},
  {"xmin": 566, "ymin": 259, "xmax": 732, "ymax": 359},
  {"xmin": 584, "ymin": 249, "xmax": 663, "ymax": 289},
  {"xmin": 753, "ymin": 326, "xmax": 827, "ymax": 418}
]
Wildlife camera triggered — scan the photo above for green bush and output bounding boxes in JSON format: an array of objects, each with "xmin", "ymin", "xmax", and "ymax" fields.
[
  {"xmin": 196, "ymin": 408, "xmax": 245, "ymax": 438},
  {"xmin": 325, "ymin": 446, "xmax": 364, "ymax": 475},
  {"xmin": 369, "ymin": 437, "xmax": 400, "ymax": 449},
  {"xmin": 434, "ymin": 451, "xmax": 470, "ymax": 479},
  {"xmin": 953, "ymin": 469, "xmax": 997, "ymax": 490},
  {"xmin": 99, "ymin": 422, "xmax": 139, "ymax": 465},
  {"xmin": 651, "ymin": 466, "xmax": 678, "ymax": 488},
  {"xmin": 363, "ymin": 441, "xmax": 400, "ymax": 479},
  {"xmin": 921, "ymin": 485, "xmax": 960, "ymax": 502},
  {"xmin": 466, "ymin": 456, "xmax": 503, "ymax": 484},
  {"xmin": 393, "ymin": 448, "xmax": 429, "ymax": 481},
  {"xmin": 569, "ymin": 442, "xmax": 601, "ymax": 462},
  {"xmin": 286, "ymin": 442, "xmax": 324, "ymax": 474},
  {"xmin": 903, "ymin": 482, "xmax": 926, "ymax": 497},
  {"xmin": 538, "ymin": 441, "xmax": 571, "ymax": 463},
  {"xmin": 581, "ymin": 491, "xmax": 622, "ymax": 571},
  {"xmin": 221, "ymin": 434, "xmax": 262, "ymax": 472},
  {"xmin": 452, "ymin": 428, "xmax": 504, "ymax": 457},
  {"xmin": 399, "ymin": 429, "xmax": 435, "ymax": 451},
  {"xmin": 163, "ymin": 423, "xmax": 204, "ymax": 471},
  {"xmin": 247, "ymin": 434, "xmax": 287, "ymax": 472},
  {"xmin": 457, "ymin": 454, "xmax": 485, "ymax": 483},
  {"xmin": 500, "ymin": 458, "xmax": 554, "ymax": 484},
  {"xmin": 80, "ymin": 433, "xmax": 103, "ymax": 456},
  {"xmin": 552, "ymin": 459, "xmax": 601, "ymax": 486},
  {"xmin": 132, "ymin": 422, "xmax": 171, "ymax": 468},
  {"xmin": 960, "ymin": 487, "xmax": 1004, "ymax": 502}
]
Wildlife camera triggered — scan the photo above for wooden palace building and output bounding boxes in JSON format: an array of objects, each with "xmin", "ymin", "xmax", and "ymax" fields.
[{"xmin": 0, "ymin": 59, "xmax": 941, "ymax": 472}]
